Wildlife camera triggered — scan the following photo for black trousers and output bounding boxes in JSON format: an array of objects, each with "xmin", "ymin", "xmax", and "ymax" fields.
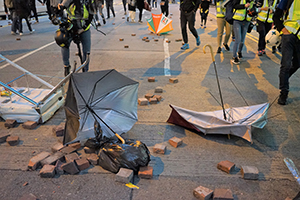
[
  {"xmin": 106, "ymin": 0, "xmax": 115, "ymax": 18},
  {"xmin": 30, "ymin": 0, "xmax": 38, "ymax": 21},
  {"xmin": 257, "ymin": 20, "xmax": 272, "ymax": 51},
  {"xmin": 160, "ymin": 4, "xmax": 168, "ymax": 17},
  {"xmin": 180, "ymin": 10, "xmax": 198, "ymax": 44}
]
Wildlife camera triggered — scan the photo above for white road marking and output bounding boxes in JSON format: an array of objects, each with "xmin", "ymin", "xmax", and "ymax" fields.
[{"xmin": 164, "ymin": 38, "xmax": 171, "ymax": 76}]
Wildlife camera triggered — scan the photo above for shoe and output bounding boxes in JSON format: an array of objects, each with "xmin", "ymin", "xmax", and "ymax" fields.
[
  {"xmin": 272, "ymin": 46, "xmax": 276, "ymax": 53},
  {"xmin": 181, "ymin": 43, "xmax": 189, "ymax": 50},
  {"xmin": 103, "ymin": 19, "xmax": 106, "ymax": 24},
  {"xmin": 238, "ymin": 52, "xmax": 243, "ymax": 59},
  {"xmin": 106, "ymin": 17, "xmax": 110, "ymax": 19},
  {"xmin": 30, "ymin": 29, "xmax": 35, "ymax": 34},
  {"xmin": 19, "ymin": 32, "xmax": 23, "ymax": 36},
  {"xmin": 217, "ymin": 47, "xmax": 221, "ymax": 54},
  {"xmin": 138, "ymin": 20, "xmax": 143, "ymax": 23},
  {"xmin": 200, "ymin": 24, "xmax": 203, "ymax": 27},
  {"xmin": 223, "ymin": 43, "xmax": 230, "ymax": 51},
  {"xmin": 204, "ymin": 25, "xmax": 206, "ymax": 28},
  {"xmin": 11, "ymin": 31, "xmax": 16, "ymax": 35},
  {"xmin": 231, "ymin": 57, "xmax": 240, "ymax": 65},
  {"xmin": 196, "ymin": 37, "xmax": 200, "ymax": 46},
  {"xmin": 278, "ymin": 93, "xmax": 288, "ymax": 105},
  {"xmin": 124, "ymin": 11, "xmax": 127, "ymax": 15},
  {"xmin": 232, "ymin": 36, "xmax": 235, "ymax": 41},
  {"xmin": 127, "ymin": 17, "xmax": 129, "ymax": 22},
  {"xmin": 262, "ymin": 49, "xmax": 266, "ymax": 54},
  {"xmin": 97, "ymin": 21, "xmax": 101, "ymax": 26},
  {"xmin": 258, "ymin": 50, "xmax": 263, "ymax": 56},
  {"xmin": 64, "ymin": 65, "xmax": 71, "ymax": 76},
  {"xmin": 34, "ymin": 21, "xmax": 39, "ymax": 24}
]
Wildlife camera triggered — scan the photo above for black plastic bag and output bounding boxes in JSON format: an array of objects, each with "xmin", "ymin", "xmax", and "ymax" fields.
[{"xmin": 98, "ymin": 138, "xmax": 151, "ymax": 173}]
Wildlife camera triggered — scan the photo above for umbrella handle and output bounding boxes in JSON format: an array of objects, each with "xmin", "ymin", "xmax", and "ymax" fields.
[
  {"xmin": 115, "ymin": 133, "xmax": 125, "ymax": 144},
  {"xmin": 203, "ymin": 44, "xmax": 215, "ymax": 62}
]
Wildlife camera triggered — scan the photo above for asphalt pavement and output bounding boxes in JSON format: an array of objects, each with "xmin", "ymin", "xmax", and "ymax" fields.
[{"xmin": 0, "ymin": 1, "xmax": 300, "ymax": 200}]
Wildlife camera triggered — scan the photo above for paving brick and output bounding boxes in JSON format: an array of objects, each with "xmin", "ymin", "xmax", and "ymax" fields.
[
  {"xmin": 148, "ymin": 77, "xmax": 155, "ymax": 82},
  {"xmin": 0, "ymin": 133, "xmax": 10, "ymax": 143},
  {"xmin": 22, "ymin": 121, "xmax": 38, "ymax": 129},
  {"xmin": 217, "ymin": 160, "xmax": 235, "ymax": 174},
  {"xmin": 5, "ymin": 119, "xmax": 17, "ymax": 128},
  {"xmin": 144, "ymin": 93, "xmax": 153, "ymax": 100},
  {"xmin": 169, "ymin": 137, "xmax": 183, "ymax": 148},
  {"xmin": 68, "ymin": 142, "xmax": 82, "ymax": 150},
  {"xmin": 145, "ymin": 39, "xmax": 150, "ymax": 42},
  {"xmin": 213, "ymin": 188, "xmax": 233, "ymax": 200},
  {"xmin": 138, "ymin": 166, "xmax": 153, "ymax": 179},
  {"xmin": 138, "ymin": 98, "xmax": 148, "ymax": 106},
  {"xmin": 154, "ymin": 87, "xmax": 163, "ymax": 93},
  {"xmin": 18, "ymin": 193, "xmax": 37, "ymax": 200},
  {"xmin": 116, "ymin": 168, "xmax": 134, "ymax": 183},
  {"xmin": 119, "ymin": 38, "xmax": 124, "ymax": 41},
  {"xmin": 84, "ymin": 146, "xmax": 96, "ymax": 154},
  {"xmin": 241, "ymin": 166, "xmax": 259, "ymax": 180},
  {"xmin": 149, "ymin": 97, "xmax": 158, "ymax": 104},
  {"xmin": 52, "ymin": 125, "xmax": 64, "ymax": 137},
  {"xmin": 169, "ymin": 78, "xmax": 179, "ymax": 83},
  {"xmin": 28, "ymin": 151, "xmax": 51, "ymax": 170},
  {"xmin": 60, "ymin": 145, "xmax": 77, "ymax": 155},
  {"xmin": 51, "ymin": 142, "xmax": 64, "ymax": 153},
  {"xmin": 6, "ymin": 136, "xmax": 19, "ymax": 146},
  {"xmin": 75, "ymin": 158, "xmax": 90, "ymax": 171},
  {"xmin": 153, "ymin": 144, "xmax": 166, "ymax": 154},
  {"xmin": 87, "ymin": 153, "xmax": 99, "ymax": 165},
  {"xmin": 39, "ymin": 164, "xmax": 56, "ymax": 178},
  {"xmin": 65, "ymin": 152, "xmax": 80, "ymax": 163},
  {"xmin": 55, "ymin": 160, "xmax": 64, "ymax": 175},
  {"xmin": 41, "ymin": 151, "xmax": 64, "ymax": 166},
  {"xmin": 124, "ymin": 45, "xmax": 129, "ymax": 48},
  {"xmin": 131, "ymin": 33, "xmax": 136, "ymax": 36},
  {"xmin": 193, "ymin": 185, "xmax": 213, "ymax": 200},
  {"xmin": 153, "ymin": 95, "xmax": 162, "ymax": 102},
  {"xmin": 61, "ymin": 161, "xmax": 79, "ymax": 174}
]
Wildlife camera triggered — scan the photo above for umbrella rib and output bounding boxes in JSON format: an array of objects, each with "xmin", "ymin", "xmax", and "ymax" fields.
[
  {"xmin": 228, "ymin": 77, "xmax": 249, "ymax": 106},
  {"xmin": 208, "ymin": 91, "xmax": 234, "ymax": 121},
  {"xmin": 89, "ymin": 105, "xmax": 137, "ymax": 120}
]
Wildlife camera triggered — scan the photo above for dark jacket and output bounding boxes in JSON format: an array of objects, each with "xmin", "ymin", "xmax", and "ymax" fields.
[
  {"xmin": 200, "ymin": 0, "xmax": 211, "ymax": 11},
  {"xmin": 232, "ymin": 0, "xmax": 248, "ymax": 10},
  {"xmin": 180, "ymin": 0, "xmax": 200, "ymax": 12},
  {"xmin": 273, "ymin": 0, "xmax": 294, "ymax": 32},
  {"xmin": 136, "ymin": 0, "xmax": 144, "ymax": 9},
  {"xmin": 15, "ymin": 0, "xmax": 31, "ymax": 18}
]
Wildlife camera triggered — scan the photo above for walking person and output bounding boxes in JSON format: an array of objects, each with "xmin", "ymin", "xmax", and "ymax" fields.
[
  {"xmin": 231, "ymin": 0, "xmax": 255, "ymax": 64},
  {"xmin": 152, "ymin": 0, "xmax": 157, "ymax": 10},
  {"xmin": 136, "ymin": 0, "xmax": 144, "ymax": 23},
  {"xmin": 160, "ymin": 0, "xmax": 169, "ymax": 16},
  {"xmin": 29, "ymin": 0, "xmax": 43, "ymax": 23},
  {"xmin": 127, "ymin": 0, "xmax": 136, "ymax": 22},
  {"xmin": 256, "ymin": 0, "xmax": 278, "ymax": 56},
  {"xmin": 95, "ymin": 0, "xmax": 106, "ymax": 26},
  {"xmin": 216, "ymin": 0, "xmax": 232, "ymax": 53},
  {"xmin": 122, "ymin": 0, "xmax": 127, "ymax": 14},
  {"xmin": 273, "ymin": 0, "xmax": 300, "ymax": 105},
  {"xmin": 15, "ymin": 0, "xmax": 34, "ymax": 35},
  {"xmin": 180, "ymin": 0, "xmax": 201, "ymax": 50},
  {"xmin": 199, "ymin": 0, "xmax": 211, "ymax": 28},
  {"xmin": 105, "ymin": 0, "xmax": 115, "ymax": 18},
  {"xmin": 5, "ymin": 0, "xmax": 19, "ymax": 34}
]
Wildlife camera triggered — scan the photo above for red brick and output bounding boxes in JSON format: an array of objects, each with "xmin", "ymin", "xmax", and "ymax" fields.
[
  {"xmin": 149, "ymin": 98, "xmax": 158, "ymax": 104},
  {"xmin": 144, "ymin": 93, "xmax": 153, "ymax": 100},
  {"xmin": 68, "ymin": 142, "xmax": 81, "ymax": 150},
  {"xmin": 0, "ymin": 133, "xmax": 10, "ymax": 143},
  {"xmin": 60, "ymin": 146, "xmax": 76, "ymax": 155},
  {"xmin": 213, "ymin": 188, "xmax": 233, "ymax": 200},
  {"xmin": 87, "ymin": 153, "xmax": 99, "ymax": 165},
  {"xmin": 52, "ymin": 125, "xmax": 64, "ymax": 137},
  {"xmin": 61, "ymin": 161, "xmax": 79, "ymax": 174},
  {"xmin": 65, "ymin": 152, "xmax": 80, "ymax": 163},
  {"xmin": 241, "ymin": 166, "xmax": 259, "ymax": 180},
  {"xmin": 75, "ymin": 158, "xmax": 90, "ymax": 171},
  {"xmin": 169, "ymin": 137, "xmax": 183, "ymax": 148},
  {"xmin": 169, "ymin": 78, "xmax": 179, "ymax": 83},
  {"xmin": 41, "ymin": 151, "xmax": 64, "ymax": 166},
  {"xmin": 6, "ymin": 136, "xmax": 19, "ymax": 146},
  {"xmin": 51, "ymin": 142, "xmax": 64, "ymax": 153},
  {"xmin": 28, "ymin": 151, "xmax": 51, "ymax": 170},
  {"xmin": 131, "ymin": 33, "xmax": 136, "ymax": 36},
  {"xmin": 124, "ymin": 45, "xmax": 129, "ymax": 48},
  {"xmin": 19, "ymin": 193, "xmax": 37, "ymax": 200},
  {"xmin": 39, "ymin": 164, "xmax": 56, "ymax": 178},
  {"xmin": 5, "ymin": 119, "xmax": 17, "ymax": 128},
  {"xmin": 84, "ymin": 146, "xmax": 96, "ymax": 154},
  {"xmin": 145, "ymin": 39, "xmax": 150, "ymax": 42},
  {"xmin": 138, "ymin": 166, "xmax": 153, "ymax": 179},
  {"xmin": 148, "ymin": 77, "xmax": 155, "ymax": 82},
  {"xmin": 154, "ymin": 87, "xmax": 163, "ymax": 93},
  {"xmin": 116, "ymin": 168, "xmax": 134, "ymax": 183},
  {"xmin": 138, "ymin": 98, "xmax": 148, "ymax": 106},
  {"xmin": 193, "ymin": 185, "xmax": 213, "ymax": 200},
  {"xmin": 22, "ymin": 121, "xmax": 38, "ymax": 129},
  {"xmin": 153, "ymin": 95, "xmax": 162, "ymax": 102},
  {"xmin": 153, "ymin": 144, "xmax": 166, "ymax": 154},
  {"xmin": 119, "ymin": 38, "xmax": 124, "ymax": 41},
  {"xmin": 55, "ymin": 160, "xmax": 64, "ymax": 175},
  {"xmin": 217, "ymin": 160, "xmax": 235, "ymax": 174}
]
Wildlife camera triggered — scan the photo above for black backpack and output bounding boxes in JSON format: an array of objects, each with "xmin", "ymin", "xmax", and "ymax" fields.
[{"xmin": 223, "ymin": 0, "xmax": 236, "ymax": 25}]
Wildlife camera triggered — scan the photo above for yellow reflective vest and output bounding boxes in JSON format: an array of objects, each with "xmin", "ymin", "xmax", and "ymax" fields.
[
  {"xmin": 216, "ymin": 0, "xmax": 226, "ymax": 18},
  {"xmin": 283, "ymin": 0, "xmax": 300, "ymax": 40},
  {"xmin": 257, "ymin": 0, "xmax": 278, "ymax": 23},
  {"xmin": 232, "ymin": 0, "xmax": 254, "ymax": 22},
  {"xmin": 67, "ymin": 3, "xmax": 91, "ymax": 31}
]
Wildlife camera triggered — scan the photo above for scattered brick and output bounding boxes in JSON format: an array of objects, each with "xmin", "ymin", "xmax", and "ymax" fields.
[
  {"xmin": 22, "ymin": 121, "xmax": 38, "ymax": 129},
  {"xmin": 153, "ymin": 95, "xmax": 162, "ymax": 102},
  {"xmin": 138, "ymin": 166, "xmax": 153, "ymax": 179},
  {"xmin": 52, "ymin": 125, "xmax": 64, "ymax": 137},
  {"xmin": 169, "ymin": 137, "xmax": 183, "ymax": 148},
  {"xmin": 138, "ymin": 98, "xmax": 148, "ymax": 106},
  {"xmin": 149, "ymin": 97, "xmax": 158, "ymax": 104},
  {"xmin": 5, "ymin": 119, "xmax": 17, "ymax": 128},
  {"xmin": 116, "ymin": 168, "xmax": 134, "ymax": 183},
  {"xmin": 39, "ymin": 164, "xmax": 56, "ymax": 178},
  {"xmin": 166, "ymin": 40, "xmax": 171, "ymax": 43},
  {"xmin": 19, "ymin": 193, "xmax": 37, "ymax": 200},
  {"xmin": 6, "ymin": 136, "xmax": 19, "ymax": 146},
  {"xmin": 0, "ymin": 133, "xmax": 10, "ymax": 143},
  {"xmin": 65, "ymin": 152, "xmax": 80, "ymax": 163},
  {"xmin": 112, "ymin": 23, "xmax": 115, "ymax": 25},
  {"xmin": 213, "ymin": 188, "xmax": 233, "ymax": 200},
  {"xmin": 154, "ymin": 39, "xmax": 159, "ymax": 42},
  {"xmin": 131, "ymin": 33, "xmax": 136, "ymax": 36},
  {"xmin": 68, "ymin": 142, "xmax": 81, "ymax": 150},
  {"xmin": 144, "ymin": 93, "xmax": 153, "ymax": 100},
  {"xmin": 75, "ymin": 158, "xmax": 90, "ymax": 171},
  {"xmin": 84, "ymin": 146, "xmax": 96, "ymax": 154},
  {"xmin": 175, "ymin": 38, "xmax": 182, "ymax": 42},
  {"xmin": 217, "ymin": 160, "xmax": 235, "ymax": 174},
  {"xmin": 169, "ymin": 78, "xmax": 178, "ymax": 83},
  {"xmin": 16, "ymin": 37, "xmax": 21, "ymax": 40},
  {"xmin": 148, "ymin": 77, "xmax": 155, "ymax": 82},
  {"xmin": 241, "ymin": 166, "xmax": 259, "ymax": 180},
  {"xmin": 193, "ymin": 185, "xmax": 213, "ymax": 200},
  {"xmin": 87, "ymin": 153, "xmax": 99, "ymax": 165},
  {"xmin": 153, "ymin": 144, "xmax": 166, "ymax": 154},
  {"xmin": 119, "ymin": 38, "xmax": 124, "ymax": 41},
  {"xmin": 145, "ymin": 39, "xmax": 150, "ymax": 42},
  {"xmin": 51, "ymin": 142, "xmax": 64, "ymax": 153},
  {"xmin": 23, "ymin": 182, "xmax": 28, "ymax": 186},
  {"xmin": 41, "ymin": 151, "xmax": 64, "ymax": 166},
  {"xmin": 60, "ymin": 146, "xmax": 76, "ymax": 155},
  {"xmin": 124, "ymin": 45, "xmax": 129, "ymax": 48},
  {"xmin": 28, "ymin": 151, "xmax": 51, "ymax": 170},
  {"xmin": 55, "ymin": 160, "xmax": 64, "ymax": 175},
  {"xmin": 143, "ymin": 36, "xmax": 148, "ymax": 40},
  {"xmin": 61, "ymin": 161, "xmax": 79, "ymax": 174},
  {"xmin": 154, "ymin": 87, "xmax": 163, "ymax": 93}
]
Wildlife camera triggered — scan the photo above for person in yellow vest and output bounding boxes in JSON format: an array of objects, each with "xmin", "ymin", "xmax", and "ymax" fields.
[
  {"xmin": 231, "ymin": 0, "xmax": 255, "ymax": 64},
  {"xmin": 256, "ymin": 0, "xmax": 278, "ymax": 56},
  {"xmin": 216, "ymin": 0, "xmax": 232, "ymax": 53},
  {"xmin": 273, "ymin": 0, "xmax": 300, "ymax": 105}
]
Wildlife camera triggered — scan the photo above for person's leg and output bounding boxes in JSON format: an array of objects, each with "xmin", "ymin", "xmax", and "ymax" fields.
[
  {"xmin": 10, "ymin": 9, "xmax": 17, "ymax": 33},
  {"xmin": 25, "ymin": 17, "xmax": 33, "ymax": 32},
  {"xmin": 216, "ymin": 17, "xmax": 225, "ymax": 48},
  {"xmin": 203, "ymin": 12, "xmax": 208, "ymax": 26},
  {"xmin": 138, "ymin": 7, "xmax": 143, "ymax": 21},
  {"xmin": 180, "ymin": 11, "xmax": 188, "ymax": 44},
  {"xmin": 46, "ymin": 0, "xmax": 52, "ymax": 20},
  {"xmin": 263, "ymin": 22, "xmax": 272, "ymax": 52},
  {"xmin": 187, "ymin": 11, "xmax": 199, "ymax": 40},
  {"xmin": 31, "ymin": 1, "xmax": 38, "ymax": 22},
  {"xmin": 224, "ymin": 21, "xmax": 232, "ymax": 45},
  {"xmin": 232, "ymin": 20, "xmax": 242, "ymax": 58},
  {"xmin": 106, "ymin": 1, "xmax": 110, "ymax": 18},
  {"xmin": 165, "ymin": 5, "xmax": 169, "ymax": 17},
  {"xmin": 288, "ymin": 36, "xmax": 300, "ymax": 78},
  {"xmin": 122, "ymin": 0, "xmax": 127, "ymax": 13},
  {"xmin": 80, "ymin": 29, "xmax": 91, "ymax": 72},
  {"xmin": 238, "ymin": 21, "xmax": 250, "ymax": 55},
  {"xmin": 19, "ymin": 17, "xmax": 23, "ymax": 34},
  {"xmin": 257, "ymin": 20, "xmax": 265, "ymax": 51},
  {"xmin": 111, "ymin": 0, "xmax": 115, "ymax": 17}
]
